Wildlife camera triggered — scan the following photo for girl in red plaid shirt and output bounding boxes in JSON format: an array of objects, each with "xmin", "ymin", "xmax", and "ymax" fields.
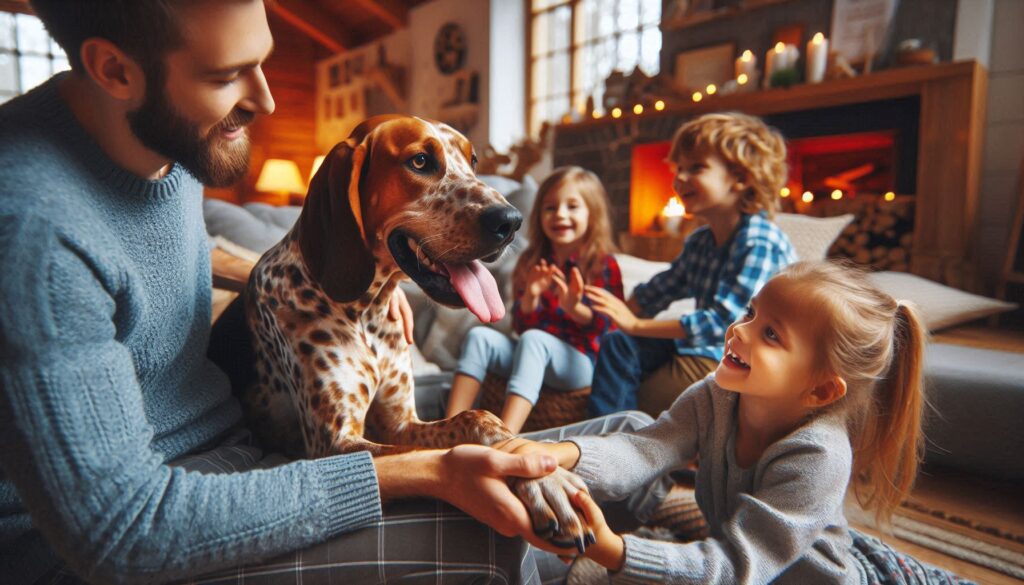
[{"xmin": 447, "ymin": 166, "xmax": 624, "ymax": 433}]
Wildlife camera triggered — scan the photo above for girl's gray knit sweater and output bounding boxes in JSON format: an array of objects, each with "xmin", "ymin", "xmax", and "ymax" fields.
[{"xmin": 570, "ymin": 376, "xmax": 861, "ymax": 584}]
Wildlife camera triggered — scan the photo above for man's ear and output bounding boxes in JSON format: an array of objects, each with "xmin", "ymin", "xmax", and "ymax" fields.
[
  {"xmin": 806, "ymin": 374, "xmax": 848, "ymax": 408},
  {"xmin": 78, "ymin": 37, "xmax": 146, "ymax": 102}
]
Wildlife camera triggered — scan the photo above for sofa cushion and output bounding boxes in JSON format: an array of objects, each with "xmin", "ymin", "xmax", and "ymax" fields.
[
  {"xmin": 774, "ymin": 212, "xmax": 855, "ymax": 261},
  {"xmin": 868, "ymin": 271, "xmax": 1017, "ymax": 332},
  {"xmin": 923, "ymin": 343, "xmax": 1024, "ymax": 481},
  {"xmin": 203, "ymin": 198, "xmax": 298, "ymax": 254}
]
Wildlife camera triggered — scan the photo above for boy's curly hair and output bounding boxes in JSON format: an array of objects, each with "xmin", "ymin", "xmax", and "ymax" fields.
[{"xmin": 668, "ymin": 112, "xmax": 788, "ymax": 218}]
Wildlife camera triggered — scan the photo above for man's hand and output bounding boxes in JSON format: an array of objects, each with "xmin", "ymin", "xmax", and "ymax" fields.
[
  {"xmin": 388, "ymin": 286, "xmax": 415, "ymax": 345},
  {"xmin": 585, "ymin": 285, "xmax": 638, "ymax": 333},
  {"xmin": 436, "ymin": 445, "xmax": 560, "ymax": 539}
]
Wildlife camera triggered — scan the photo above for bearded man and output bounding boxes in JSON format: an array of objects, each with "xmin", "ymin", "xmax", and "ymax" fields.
[{"xmin": 0, "ymin": 2, "xmax": 564, "ymax": 583}]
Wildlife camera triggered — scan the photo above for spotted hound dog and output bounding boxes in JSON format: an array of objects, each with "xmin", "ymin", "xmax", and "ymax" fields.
[{"xmin": 235, "ymin": 115, "xmax": 591, "ymax": 550}]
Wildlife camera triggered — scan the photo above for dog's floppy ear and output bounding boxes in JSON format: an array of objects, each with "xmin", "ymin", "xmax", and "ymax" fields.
[{"xmin": 298, "ymin": 138, "xmax": 375, "ymax": 303}]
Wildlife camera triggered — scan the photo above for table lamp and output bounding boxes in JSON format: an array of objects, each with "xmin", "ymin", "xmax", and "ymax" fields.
[{"xmin": 255, "ymin": 158, "xmax": 305, "ymax": 206}]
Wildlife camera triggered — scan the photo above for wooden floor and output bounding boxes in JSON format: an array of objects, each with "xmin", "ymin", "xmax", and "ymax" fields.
[{"xmin": 849, "ymin": 468, "xmax": 1024, "ymax": 585}]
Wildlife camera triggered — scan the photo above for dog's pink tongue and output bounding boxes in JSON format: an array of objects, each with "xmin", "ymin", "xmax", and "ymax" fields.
[{"xmin": 444, "ymin": 260, "xmax": 505, "ymax": 323}]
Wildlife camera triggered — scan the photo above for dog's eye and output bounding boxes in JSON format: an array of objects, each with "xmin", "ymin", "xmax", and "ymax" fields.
[
  {"xmin": 408, "ymin": 153, "xmax": 431, "ymax": 172},
  {"xmin": 471, "ymin": 154, "xmax": 478, "ymax": 168}
]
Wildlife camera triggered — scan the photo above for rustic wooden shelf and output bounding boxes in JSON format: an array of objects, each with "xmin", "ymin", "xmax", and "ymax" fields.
[
  {"xmin": 560, "ymin": 61, "xmax": 983, "ymax": 129},
  {"xmin": 556, "ymin": 61, "xmax": 989, "ymax": 289}
]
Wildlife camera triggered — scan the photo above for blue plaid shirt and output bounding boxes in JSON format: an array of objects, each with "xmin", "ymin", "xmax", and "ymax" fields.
[{"xmin": 633, "ymin": 212, "xmax": 797, "ymax": 361}]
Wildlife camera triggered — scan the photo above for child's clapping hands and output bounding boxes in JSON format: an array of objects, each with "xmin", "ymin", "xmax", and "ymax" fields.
[{"xmin": 584, "ymin": 286, "xmax": 639, "ymax": 333}]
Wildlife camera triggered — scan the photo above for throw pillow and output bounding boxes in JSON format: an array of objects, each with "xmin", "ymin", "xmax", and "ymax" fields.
[
  {"xmin": 774, "ymin": 213, "xmax": 855, "ymax": 261},
  {"xmin": 203, "ymin": 199, "xmax": 297, "ymax": 254},
  {"xmin": 868, "ymin": 271, "xmax": 1018, "ymax": 331}
]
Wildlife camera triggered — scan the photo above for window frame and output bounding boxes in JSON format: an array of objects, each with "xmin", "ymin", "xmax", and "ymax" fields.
[
  {"xmin": 0, "ymin": 9, "xmax": 69, "ymax": 104},
  {"xmin": 526, "ymin": 0, "xmax": 660, "ymax": 137}
]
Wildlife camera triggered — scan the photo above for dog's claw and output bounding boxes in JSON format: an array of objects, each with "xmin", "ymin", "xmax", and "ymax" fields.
[{"xmin": 511, "ymin": 467, "xmax": 593, "ymax": 553}]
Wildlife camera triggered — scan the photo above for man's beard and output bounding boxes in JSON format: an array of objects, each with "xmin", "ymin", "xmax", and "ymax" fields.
[{"xmin": 127, "ymin": 79, "xmax": 256, "ymax": 188}]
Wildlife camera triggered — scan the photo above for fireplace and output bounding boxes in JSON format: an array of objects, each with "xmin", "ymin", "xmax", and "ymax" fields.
[
  {"xmin": 629, "ymin": 129, "xmax": 914, "ymax": 272},
  {"xmin": 552, "ymin": 61, "xmax": 987, "ymax": 289}
]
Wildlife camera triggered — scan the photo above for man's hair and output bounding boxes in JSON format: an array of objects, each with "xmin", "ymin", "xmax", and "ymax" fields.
[
  {"xmin": 668, "ymin": 112, "xmax": 788, "ymax": 218},
  {"xmin": 29, "ymin": 0, "xmax": 186, "ymax": 74}
]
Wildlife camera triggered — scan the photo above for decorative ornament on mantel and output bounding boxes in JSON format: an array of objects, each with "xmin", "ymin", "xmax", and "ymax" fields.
[{"xmin": 434, "ymin": 22, "xmax": 466, "ymax": 75}]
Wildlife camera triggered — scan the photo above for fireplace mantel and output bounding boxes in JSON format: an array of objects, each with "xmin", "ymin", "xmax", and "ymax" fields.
[{"xmin": 553, "ymin": 60, "xmax": 988, "ymax": 290}]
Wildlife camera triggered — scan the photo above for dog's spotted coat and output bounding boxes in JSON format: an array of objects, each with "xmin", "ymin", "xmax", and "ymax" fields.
[
  {"xmin": 242, "ymin": 117, "xmax": 512, "ymax": 458},
  {"xmin": 239, "ymin": 115, "xmax": 592, "ymax": 550}
]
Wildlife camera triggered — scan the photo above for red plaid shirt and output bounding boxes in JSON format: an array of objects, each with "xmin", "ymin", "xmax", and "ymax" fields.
[{"xmin": 512, "ymin": 253, "xmax": 624, "ymax": 362}]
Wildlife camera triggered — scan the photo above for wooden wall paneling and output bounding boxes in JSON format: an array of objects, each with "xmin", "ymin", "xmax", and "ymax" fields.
[
  {"xmin": 912, "ymin": 64, "xmax": 987, "ymax": 289},
  {"xmin": 206, "ymin": 12, "xmax": 323, "ymax": 204}
]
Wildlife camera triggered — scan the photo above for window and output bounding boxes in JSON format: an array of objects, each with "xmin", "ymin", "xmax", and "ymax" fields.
[
  {"xmin": 0, "ymin": 11, "xmax": 69, "ymax": 105},
  {"xmin": 529, "ymin": 0, "xmax": 660, "ymax": 136}
]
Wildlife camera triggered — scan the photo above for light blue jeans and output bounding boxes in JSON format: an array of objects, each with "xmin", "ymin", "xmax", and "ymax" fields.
[{"xmin": 456, "ymin": 327, "xmax": 594, "ymax": 405}]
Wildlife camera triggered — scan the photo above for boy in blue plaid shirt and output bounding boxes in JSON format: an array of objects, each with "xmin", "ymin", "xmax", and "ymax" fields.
[{"xmin": 585, "ymin": 113, "xmax": 797, "ymax": 417}]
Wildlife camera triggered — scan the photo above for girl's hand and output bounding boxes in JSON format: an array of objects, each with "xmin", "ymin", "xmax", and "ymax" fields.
[
  {"xmin": 551, "ymin": 266, "xmax": 585, "ymax": 313},
  {"xmin": 573, "ymin": 490, "xmax": 625, "ymax": 571},
  {"xmin": 585, "ymin": 286, "xmax": 638, "ymax": 333},
  {"xmin": 520, "ymin": 260, "xmax": 556, "ymax": 312},
  {"xmin": 523, "ymin": 260, "xmax": 555, "ymax": 296}
]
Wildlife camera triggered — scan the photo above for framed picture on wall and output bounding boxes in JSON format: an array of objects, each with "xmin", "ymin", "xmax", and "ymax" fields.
[
  {"xmin": 673, "ymin": 42, "xmax": 735, "ymax": 93},
  {"xmin": 830, "ymin": 0, "xmax": 898, "ymax": 66}
]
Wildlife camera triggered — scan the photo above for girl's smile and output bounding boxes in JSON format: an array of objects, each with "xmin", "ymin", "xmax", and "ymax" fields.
[
  {"xmin": 541, "ymin": 185, "xmax": 590, "ymax": 254},
  {"xmin": 714, "ymin": 277, "xmax": 824, "ymax": 401}
]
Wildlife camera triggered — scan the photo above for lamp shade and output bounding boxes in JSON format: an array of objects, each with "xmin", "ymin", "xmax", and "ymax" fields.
[
  {"xmin": 255, "ymin": 159, "xmax": 305, "ymax": 194},
  {"xmin": 310, "ymin": 155, "xmax": 326, "ymax": 181}
]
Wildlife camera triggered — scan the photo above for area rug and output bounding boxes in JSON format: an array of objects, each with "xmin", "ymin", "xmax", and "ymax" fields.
[{"xmin": 847, "ymin": 498, "xmax": 1024, "ymax": 580}]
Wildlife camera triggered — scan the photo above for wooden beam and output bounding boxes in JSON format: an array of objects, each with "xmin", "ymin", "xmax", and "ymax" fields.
[
  {"xmin": 0, "ymin": 0, "xmax": 33, "ymax": 15},
  {"xmin": 266, "ymin": 0, "xmax": 350, "ymax": 54},
  {"xmin": 349, "ymin": 0, "xmax": 407, "ymax": 31}
]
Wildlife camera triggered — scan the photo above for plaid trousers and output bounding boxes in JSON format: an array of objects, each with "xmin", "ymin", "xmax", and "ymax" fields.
[{"xmin": 34, "ymin": 412, "xmax": 659, "ymax": 585}]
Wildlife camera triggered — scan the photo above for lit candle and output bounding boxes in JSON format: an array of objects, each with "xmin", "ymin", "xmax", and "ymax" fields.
[
  {"xmin": 765, "ymin": 42, "xmax": 786, "ymax": 87},
  {"xmin": 785, "ymin": 44, "xmax": 800, "ymax": 70},
  {"xmin": 734, "ymin": 50, "xmax": 756, "ymax": 79},
  {"xmin": 661, "ymin": 196, "xmax": 686, "ymax": 235},
  {"xmin": 806, "ymin": 32, "xmax": 828, "ymax": 83}
]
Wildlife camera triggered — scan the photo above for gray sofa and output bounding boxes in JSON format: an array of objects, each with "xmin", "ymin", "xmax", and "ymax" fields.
[{"xmin": 204, "ymin": 176, "xmax": 1024, "ymax": 483}]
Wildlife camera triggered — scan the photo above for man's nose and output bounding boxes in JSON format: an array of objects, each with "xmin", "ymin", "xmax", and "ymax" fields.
[{"xmin": 245, "ymin": 65, "xmax": 275, "ymax": 115}]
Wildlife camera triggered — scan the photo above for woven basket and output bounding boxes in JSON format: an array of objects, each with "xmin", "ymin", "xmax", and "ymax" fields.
[{"xmin": 478, "ymin": 373, "xmax": 590, "ymax": 432}]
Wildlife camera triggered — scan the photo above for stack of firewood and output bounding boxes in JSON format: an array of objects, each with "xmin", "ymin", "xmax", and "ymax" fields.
[{"xmin": 828, "ymin": 196, "xmax": 915, "ymax": 272}]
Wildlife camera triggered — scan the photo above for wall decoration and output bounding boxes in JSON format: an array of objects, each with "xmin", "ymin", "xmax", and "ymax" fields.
[
  {"xmin": 433, "ymin": 22, "xmax": 467, "ymax": 75},
  {"xmin": 673, "ymin": 43, "xmax": 735, "ymax": 93},
  {"xmin": 830, "ymin": 0, "xmax": 898, "ymax": 69}
]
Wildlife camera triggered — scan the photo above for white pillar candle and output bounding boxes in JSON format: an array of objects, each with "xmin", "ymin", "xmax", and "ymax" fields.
[
  {"xmin": 735, "ymin": 50, "xmax": 757, "ymax": 79},
  {"xmin": 806, "ymin": 32, "xmax": 828, "ymax": 83},
  {"xmin": 764, "ymin": 42, "xmax": 786, "ymax": 87},
  {"xmin": 783, "ymin": 44, "xmax": 800, "ymax": 71}
]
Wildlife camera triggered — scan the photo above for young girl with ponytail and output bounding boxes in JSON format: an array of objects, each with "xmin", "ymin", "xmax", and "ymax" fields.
[{"xmin": 501, "ymin": 260, "xmax": 972, "ymax": 584}]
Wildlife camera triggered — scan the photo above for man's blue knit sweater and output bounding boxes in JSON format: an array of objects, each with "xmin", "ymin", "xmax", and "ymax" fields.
[{"xmin": 0, "ymin": 75, "xmax": 382, "ymax": 584}]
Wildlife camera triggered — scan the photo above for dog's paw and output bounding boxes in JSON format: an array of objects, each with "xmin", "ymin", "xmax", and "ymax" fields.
[{"xmin": 510, "ymin": 467, "xmax": 595, "ymax": 552}]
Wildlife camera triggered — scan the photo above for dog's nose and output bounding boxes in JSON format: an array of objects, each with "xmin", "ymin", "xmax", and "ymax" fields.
[{"xmin": 480, "ymin": 205, "xmax": 523, "ymax": 244}]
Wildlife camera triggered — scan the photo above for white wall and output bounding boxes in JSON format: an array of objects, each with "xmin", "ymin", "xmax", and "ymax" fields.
[
  {"xmin": 487, "ymin": 0, "xmax": 526, "ymax": 152},
  {"xmin": 409, "ymin": 0, "xmax": 492, "ymax": 148},
  {"xmin": 976, "ymin": 0, "xmax": 1024, "ymax": 290}
]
